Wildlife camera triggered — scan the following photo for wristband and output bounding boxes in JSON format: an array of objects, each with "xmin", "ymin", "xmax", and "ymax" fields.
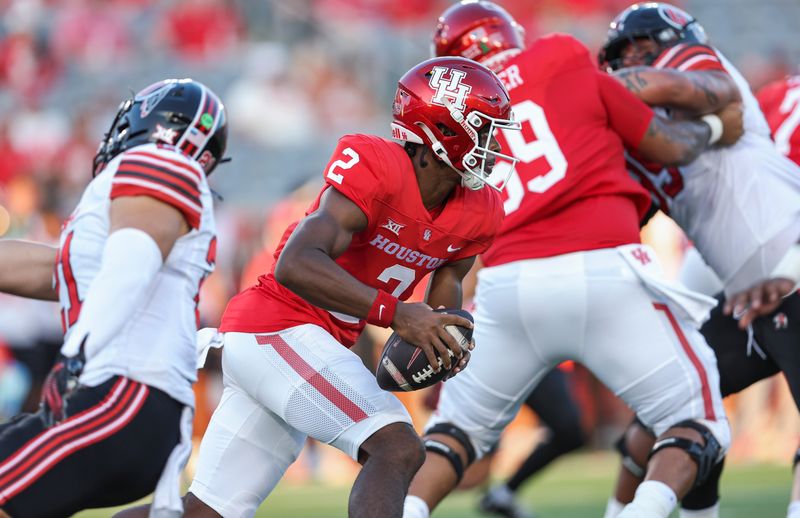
[
  {"xmin": 701, "ymin": 114, "xmax": 723, "ymax": 146},
  {"xmin": 367, "ymin": 290, "xmax": 398, "ymax": 328}
]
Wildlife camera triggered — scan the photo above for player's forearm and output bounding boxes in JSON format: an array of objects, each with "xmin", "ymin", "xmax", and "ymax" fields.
[
  {"xmin": 614, "ymin": 67, "xmax": 740, "ymax": 115},
  {"xmin": 424, "ymin": 258, "xmax": 474, "ymax": 310},
  {"xmin": 0, "ymin": 240, "xmax": 58, "ymax": 300},
  {"xmin": 275, "ymin": 247, "xmax": 378, "ymax": 320},
  {"xmin": 62, "ymin": 229, "xmax": 162, "ymax": 357},
  {"xmin": 638, "ymin": 116, "xmax": 711, "ymax": 166}
]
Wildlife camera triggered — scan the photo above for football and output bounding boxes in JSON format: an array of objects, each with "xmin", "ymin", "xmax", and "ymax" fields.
[{"xmin": 375, "ymin": 308, "xmax": 473, "ymax": 392}]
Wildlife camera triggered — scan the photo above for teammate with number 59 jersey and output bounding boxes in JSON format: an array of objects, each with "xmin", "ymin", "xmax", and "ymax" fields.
[
  {"xmin": 401, "ymin": 3, "xmax": 745, "ymax": 518},
  {"xmin": 480, "ymin": 33, "xmax": 655, "ymax": 266}
]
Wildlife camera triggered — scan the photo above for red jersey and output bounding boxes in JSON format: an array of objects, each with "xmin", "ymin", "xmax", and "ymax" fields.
[
  {"xmin": 220, "ymin": 134, "xmax": 503, "ymax": 346},
  {"xmin": 757, "ymin": 75, "xmax": 800, "ymax": 166},
  {"xmin": 482, "ymin": 34, "xmax": 654, "ymax": 267}
]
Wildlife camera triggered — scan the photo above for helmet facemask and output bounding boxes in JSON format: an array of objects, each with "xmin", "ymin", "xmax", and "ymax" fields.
[{"xmin": 420, "ymin": 95, "xmax": 520, "ymax": 191}]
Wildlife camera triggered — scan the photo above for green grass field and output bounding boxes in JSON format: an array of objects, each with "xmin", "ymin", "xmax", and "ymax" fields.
[{"xmin": 77, "ymin": 452, "xmax": 792, "ymax": 517}]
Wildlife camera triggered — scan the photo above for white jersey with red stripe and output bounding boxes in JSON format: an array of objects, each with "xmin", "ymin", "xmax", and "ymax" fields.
[
  {"xmin": 54, "ymin": 143, "xmax": 216, "ymax": 407},
  {"xmin": 627, "ymin": 44, "xmax": 800, "ymax": 295}
]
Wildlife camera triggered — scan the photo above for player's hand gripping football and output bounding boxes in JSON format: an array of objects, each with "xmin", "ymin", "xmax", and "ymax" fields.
[
  {"xmin": 391, "ymin": 302, "xmax": 474, "ymax": 373},
  {"xmin": 724, "ymin": 277, "xmax": 796, "ymax": 329},
  {"xmin": 715, "ymin": 101, "xmax": 744, "ymax": 146},
  {"xmin": 40, "ymin": 339, "xmax": 86, "ymax": 427}
]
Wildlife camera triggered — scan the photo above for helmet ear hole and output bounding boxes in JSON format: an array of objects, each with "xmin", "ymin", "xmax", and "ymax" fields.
[{"xmin": 436, "ymin": 123, "xmax": 457, "ymax": 137}]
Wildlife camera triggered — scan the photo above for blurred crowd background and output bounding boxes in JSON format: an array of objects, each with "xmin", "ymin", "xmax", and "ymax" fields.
[{"xmin": 1, "ymin": 0, "xmax": 799, "ymax": 487}]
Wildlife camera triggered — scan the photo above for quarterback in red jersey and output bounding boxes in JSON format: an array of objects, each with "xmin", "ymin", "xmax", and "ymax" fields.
[
  {"xmin": 402, "ymin": 3, "xmax": 743, "ymax": 518},
  {"xmin": 116, "ymin": 57, "xmax": 515, "ymax": 518},
  {"xmin": 758, "ymin": 75, "xmax": 800, "ymax": 167}
]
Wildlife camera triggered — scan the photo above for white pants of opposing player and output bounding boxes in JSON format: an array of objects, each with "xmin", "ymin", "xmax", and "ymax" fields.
[
  {"xmin": 189, "ymin": 325, "xmax": 412, "ymax": 518},
  {"xmin": 429, "ymin": 246, "xmax": 730, "ymax": 458}
]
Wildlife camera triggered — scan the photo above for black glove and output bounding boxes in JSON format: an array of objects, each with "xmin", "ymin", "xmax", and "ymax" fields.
[{"xmin": 41, "ymin": 343, "xmax": 86, "ymax": 427}]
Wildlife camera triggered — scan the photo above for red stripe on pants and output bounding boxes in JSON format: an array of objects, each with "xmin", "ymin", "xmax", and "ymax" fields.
[
  {"xmin": 653, "ymin": 303, "xmax": 716, "ymax": 420},
  {"xmin": 256, "ymin": 334, "xmax": 368, "ymax": 422},
  {"xmin": 0, "ymin": 379, "xmax": 149, "ymax": 504}
]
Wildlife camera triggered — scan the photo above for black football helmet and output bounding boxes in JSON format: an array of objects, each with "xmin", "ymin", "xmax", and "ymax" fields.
[
  {"xmin": 93, "ymin": 78, "xmax": 228, "ymax": 176},
  {"xmin": 598, "ymin": 2, "xmax": 708, "ymax": 71}
]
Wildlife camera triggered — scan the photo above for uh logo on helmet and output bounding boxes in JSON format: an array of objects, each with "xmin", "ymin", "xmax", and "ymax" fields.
[{"xmin": 391, "ymin": 56, "xmax": 520, "ymax": 192}]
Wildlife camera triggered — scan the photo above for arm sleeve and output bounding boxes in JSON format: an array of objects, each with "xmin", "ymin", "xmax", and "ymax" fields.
[
  {"xmin": 111, "ymin": 148, "xmax": 204, "ymax": 229},
  {"xmin": 597, "ymin": 71, "xmax": 656, "ymax": 151},
  {"xmin": 322, "ymin": 136, "xmax": 382, "ymax": 224},
  {"xmin": 656, "ymin": 44, "xmax": 727, "ymax": 73},
  {"xmin": 61, "ymin": 228, "xmax": 162, "ymax": 358}
]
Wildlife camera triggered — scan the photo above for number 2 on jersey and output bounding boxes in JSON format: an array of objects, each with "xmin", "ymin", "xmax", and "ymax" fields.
[
  {"xmin": 492, "ymin": 100, "xmax": 567, "ymax": 214},
  {"xmin": 378, "ymin": 264, "xmax": 415, "ymax": 298},
  {"xmin": 326, "ymin": 147, "xmax": 360, "ymax": 185}
]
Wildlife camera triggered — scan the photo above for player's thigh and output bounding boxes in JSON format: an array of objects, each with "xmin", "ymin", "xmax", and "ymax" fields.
[
  {"xmin": 583, "ymin": 278, "xmax": 727, "ymax": 441},
  {"xmin": 0, "ymin": 377, "xmax": 182, "ymax": 518},
  {"xmin": 754, "ymin": 292, "xmax": 800, "ymax": 409},
  {"xmin": 222, "ymin": 327, "xmax": 411, "ymax": 461},
  {"xmin": 702, "ymin": 296, "xmax": 780, "ymax": 397},
  {"xmin": 429, "ymin": 264, "xmax": 555, "ymax": 457},
  {"xmin": 190, "ymin": 381, "xmax": 306, "ymax": 518}
]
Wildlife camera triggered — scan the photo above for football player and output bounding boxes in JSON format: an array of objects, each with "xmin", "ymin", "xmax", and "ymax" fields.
[
  {"xmin": 116, "ymin": 57, "xmax": 516, "ymax": 518},
  {"xmin": 402, "ymin": 3, "xmax": 744, "ymax": 518},
  {"xmin": 758, "ymin": 74, "xmax": 800, "ymax": 517},
  {"xmin": 598, "ymin": 3, "xmax": 800, "ymax": 517},
  {"xmin": 758, "ymin": 74, "xmax": 800, "ymax": 167},
  {"xmin": 0, "ymin": 78, "xmax": 227, "ymax": 518}
]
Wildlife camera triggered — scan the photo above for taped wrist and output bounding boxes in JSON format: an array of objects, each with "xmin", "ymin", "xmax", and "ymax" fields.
[
  {"xmin": 700, "ymin": 114, "xmax": 723, "ymax": 145},
  {"xmin": 367, "ymin": 289, "xmax": 398, "ymax": 327}
]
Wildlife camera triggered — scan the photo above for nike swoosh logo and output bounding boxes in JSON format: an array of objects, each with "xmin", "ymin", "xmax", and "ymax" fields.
[
  {"xmin": 447, "ymin": 245, "xmax": 461, "ymax": 253},
  {"xmin": 378, "ymin": 304, "xmax": 385, "ymax": 320}
]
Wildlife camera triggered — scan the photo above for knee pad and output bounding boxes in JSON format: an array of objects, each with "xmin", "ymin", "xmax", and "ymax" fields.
[
  {"xmin": 615, "ymin": 434, "xmax": 646, "ymax": 479},
  {"xmin": 649, "ymin": 420, "xmax": 722, "ymax": 488},
  {"xmin": 681, "ymin": 457, "xmax": 725, "ymax": 510},
  {"xmin": 614, "ymin": 416, "xmax": 653, "ymax": 479},
  {"xmin": 424, "ymin": 423, "xmax": 477, "ymax": 483}
]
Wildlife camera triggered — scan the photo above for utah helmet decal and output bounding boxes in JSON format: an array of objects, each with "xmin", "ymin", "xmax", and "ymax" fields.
[
  {"xmin": 658, "ymin": 4, "xmax": 692, "ymax": 29},
  {"xmin": 138, "ymin": 82, "xmax": 174, "ymax": 118}
]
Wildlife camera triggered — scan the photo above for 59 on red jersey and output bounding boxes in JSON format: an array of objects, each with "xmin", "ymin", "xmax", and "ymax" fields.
[{"xmin": 479, "ymin": 34, "xmax": 653, "ymax": 265}]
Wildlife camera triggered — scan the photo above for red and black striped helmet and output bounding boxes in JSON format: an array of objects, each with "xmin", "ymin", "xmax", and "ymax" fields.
[
  {"xmin": 599, "ymin": 3, "xmax": 708, "ymax": 72},
  {"xmin": 93, "ymin": 78, "xmax": 228, "ymax": 176}
]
